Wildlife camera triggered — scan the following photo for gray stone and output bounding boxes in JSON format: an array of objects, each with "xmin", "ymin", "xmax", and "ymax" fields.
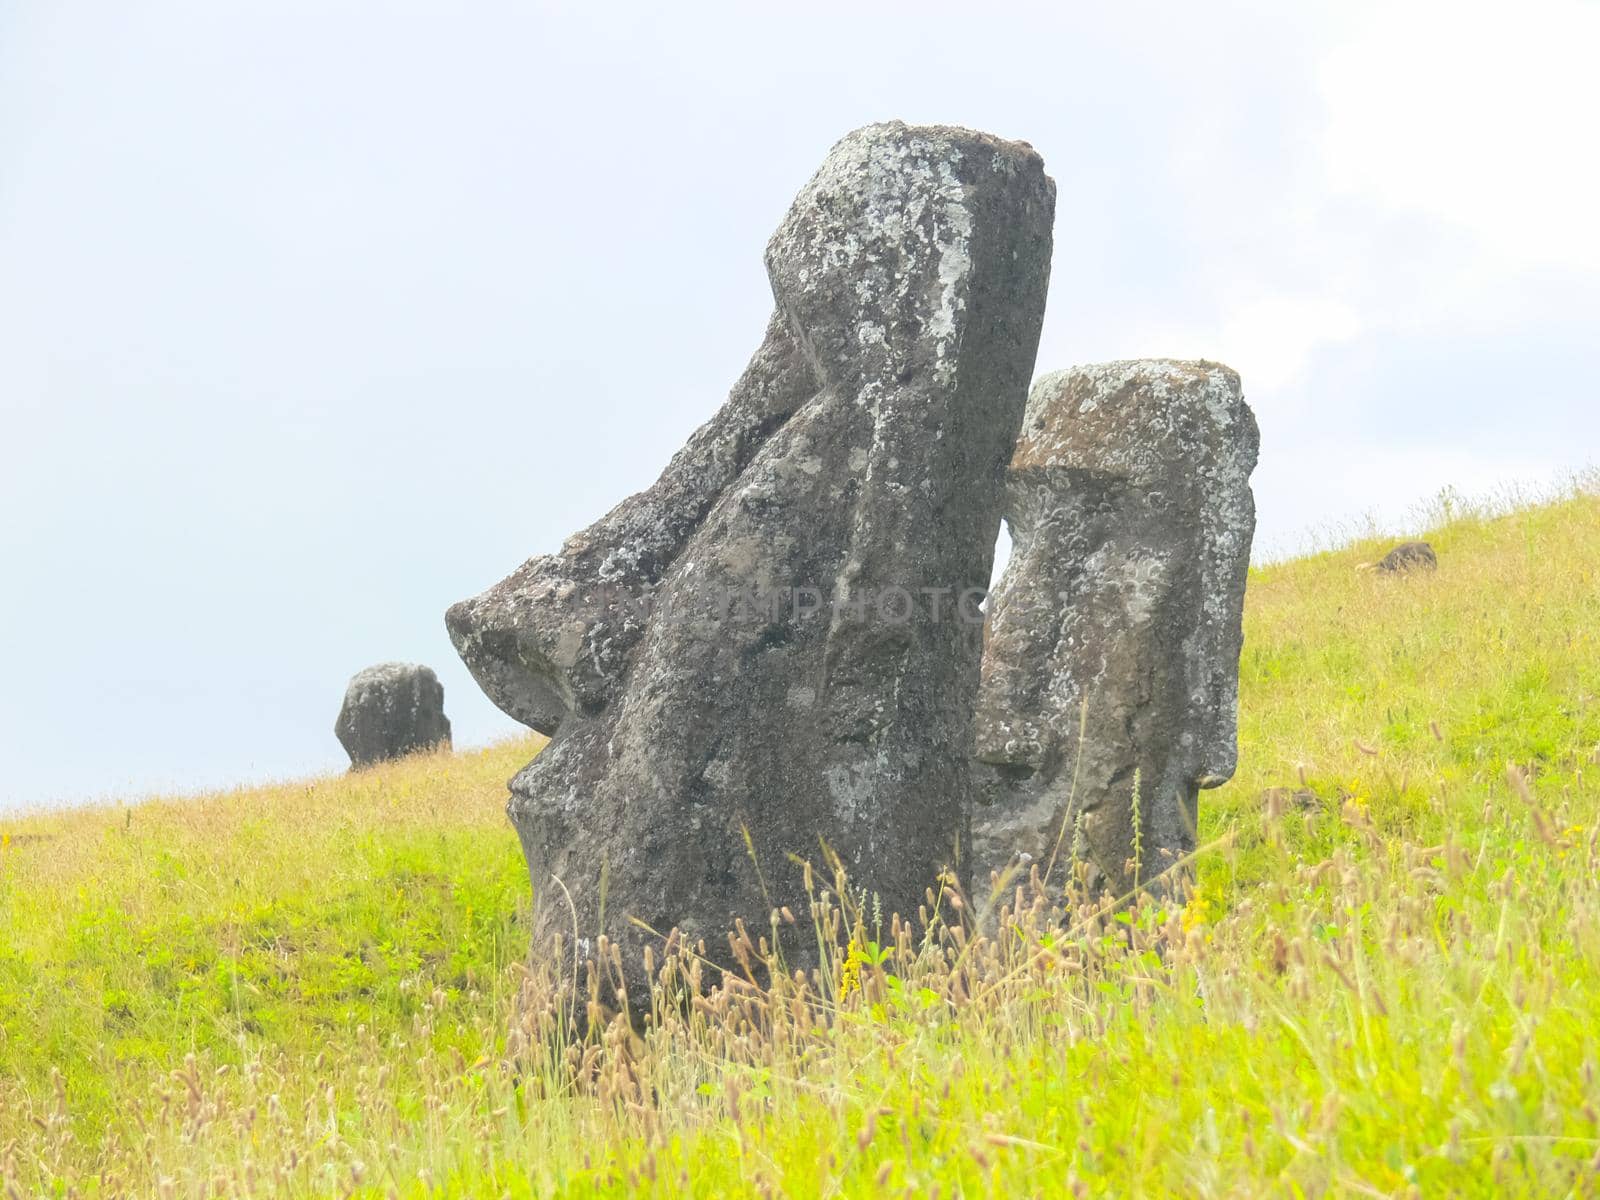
[
  {"xmin": 1375, "ymin": 540, "xmax": 1437, "ymax": 573},
  {"xmin": 972, "ymin": 360, "xmax": 1258, "ymax": 898},
  {"xmin": 334, "ymin": 662, "xmax": 452, "ymax": 768},
  {"xmin": 448, "ymin": 122, "xmax": 1055, "ymax": 1009}
]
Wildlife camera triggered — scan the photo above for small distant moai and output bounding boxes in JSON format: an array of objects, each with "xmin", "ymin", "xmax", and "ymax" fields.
[
  {"xmin": 972, "ymin": 361, "xmax": 1259, "ymax": 898},
  {"xmin": 335, "ymin": 662, "xmax": 452, "ymax": 768}
]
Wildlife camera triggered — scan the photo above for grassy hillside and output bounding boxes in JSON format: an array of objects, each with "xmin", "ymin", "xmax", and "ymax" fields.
[{"xmin": 4, "ymin": 485, "xmax": 1599, "ymax": 1197}]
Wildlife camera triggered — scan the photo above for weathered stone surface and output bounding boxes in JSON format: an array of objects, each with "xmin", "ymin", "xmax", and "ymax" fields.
[
  {"xmin": 1375, "ymin": 540, "xmax": 1437, "ymax": 573},
  {"xmin": 449, "ymin": 121, "xmax": 1055, "ymax": 1009},
  {"xmin": 972, "ymin": 360, "xmax": 1258, "ymax": 897},
  {"xmin": 335, "ymin": 662, "xmax": 452, "ymax": 768}
]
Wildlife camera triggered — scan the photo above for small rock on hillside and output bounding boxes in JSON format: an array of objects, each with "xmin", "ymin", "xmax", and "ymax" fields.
[{"xmin": 1376, "ymin": 541, "xmax": 1437, "ymax": 573}]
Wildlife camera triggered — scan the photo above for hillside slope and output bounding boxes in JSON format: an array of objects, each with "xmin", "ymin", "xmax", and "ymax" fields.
[{"xmin": 3, "ymin": 486, "xmax": 1599, "ymax": 1197}]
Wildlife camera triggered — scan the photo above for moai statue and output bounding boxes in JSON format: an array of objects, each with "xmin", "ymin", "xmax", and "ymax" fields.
[
  {"xmin": 448, "ymin": 122, "xmax": 1055, "ymax": 1010},
  {"xmin": 334, "ymin": 662, "xmax": 451, "ymax": 768},
  {"xmin": 972, "ymin": 361, "xmax": 1258, "ymax": 899}
]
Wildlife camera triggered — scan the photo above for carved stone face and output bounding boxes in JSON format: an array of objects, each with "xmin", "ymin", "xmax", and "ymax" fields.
[
  {"xmin": 972, "ymin": 361, "xmax": 1258, "ymax": 898},
  {"xmin": 445, "ymin": 122, "xmax": 1057, "ymax": 1012}
]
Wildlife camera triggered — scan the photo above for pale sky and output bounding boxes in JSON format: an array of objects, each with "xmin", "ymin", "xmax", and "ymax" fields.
[{"xmin": 3, "ymin": 1, "xmax": 1596, "ymax": 810}]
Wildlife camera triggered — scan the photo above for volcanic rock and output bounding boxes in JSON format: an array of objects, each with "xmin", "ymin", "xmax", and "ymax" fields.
[
  {"xmin": 335, "ymin": 662, "xmax": 452, "ymax": 768},
  {"xmin": 448, "ymin": 121, "xmax": 1055, "ymax": 1008},
  {"xmin": 972, "ymin": 360, "xmax": 1259, "ymax": 898}
]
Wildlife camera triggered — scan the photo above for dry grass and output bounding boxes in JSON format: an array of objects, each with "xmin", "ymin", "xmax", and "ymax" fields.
[{"xmin": 3, "ymin": 481, "xmax": 1600, "ymax": 1197}]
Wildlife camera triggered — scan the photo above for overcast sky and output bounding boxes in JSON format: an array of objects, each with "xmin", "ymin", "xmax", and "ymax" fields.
[{"xmin": 3, "ymin": 1, "xmax": 1596, "ymax": 811}]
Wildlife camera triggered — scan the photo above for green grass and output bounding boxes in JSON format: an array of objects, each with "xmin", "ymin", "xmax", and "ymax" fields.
[{"xmin": 4, "ymin": 483, "xmax": 1600, "ymax": 1197}]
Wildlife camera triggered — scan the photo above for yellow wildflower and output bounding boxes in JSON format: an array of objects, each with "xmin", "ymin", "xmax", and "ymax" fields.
[
  {"xmin": 838, "ymin": 937, "xmax": 865, "ymax": 1002},
  {"xmin": 1181, "ymin": 885, "xmax": 1215, "ymax": 933}
]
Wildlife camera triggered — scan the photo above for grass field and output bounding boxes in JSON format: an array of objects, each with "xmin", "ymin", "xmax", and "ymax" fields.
[{"xmin": 4, "ymin": 483, "xmax": 1599, "ymax": 1197}]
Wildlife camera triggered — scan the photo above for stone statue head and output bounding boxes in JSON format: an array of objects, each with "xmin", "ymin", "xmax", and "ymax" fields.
[{"xmin": 973, "ymin": 360, "xmax": 1258, "ymax": 896}]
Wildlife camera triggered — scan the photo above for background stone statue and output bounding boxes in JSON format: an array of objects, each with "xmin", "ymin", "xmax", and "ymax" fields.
[
  {"xmin": 448, "ymin": 122, "xmax": 1055, "ymax": 1009},
  {"xmin": 972, "ymin": 360, "xmax": 1258, "ymax": 898},
  {"xmin": 335, "ymin": 662, "xmax": 451, "ymax": 768}
]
